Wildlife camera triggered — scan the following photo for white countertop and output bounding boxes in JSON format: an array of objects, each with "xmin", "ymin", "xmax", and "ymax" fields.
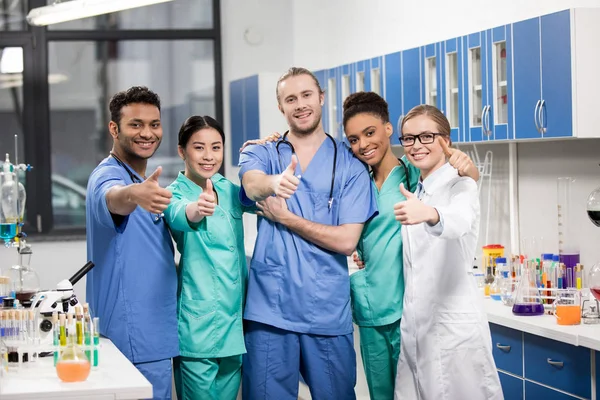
[
  {"xmin": 484, "ymin": 298, "xmax": 600, "ymax": 351},
  {"xmin": 0, "ymin": 338, "xmax": 152, "ymax": 400}
]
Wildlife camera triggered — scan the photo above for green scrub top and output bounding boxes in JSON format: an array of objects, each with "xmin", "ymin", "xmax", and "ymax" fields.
[
  {"xmin": 350, "ymin": 159, "xmax": 420, "ymax": 327},
  {"xmin": 165, "ymin": 172, "xmax": 252, "ymax": 358}
]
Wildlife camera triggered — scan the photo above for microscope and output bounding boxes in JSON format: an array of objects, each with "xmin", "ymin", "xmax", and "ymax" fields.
[{"xmin": 30, "ymin": 261, "xmax": 95, "ymax": 346}]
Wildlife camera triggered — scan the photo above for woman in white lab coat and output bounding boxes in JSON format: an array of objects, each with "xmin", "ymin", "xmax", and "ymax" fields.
[{"xmin": 393, "ymin": 105, "xmax": 503, "ymax": 400}]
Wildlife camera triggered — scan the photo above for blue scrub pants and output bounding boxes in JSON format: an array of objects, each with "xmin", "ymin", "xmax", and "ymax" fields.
[
  {"xmin": 134, "ymin": 358, "xmax": 173, "ymax": 400},
  {"xmin": 242, "ymin": 320, "xmax": 356, "ymax": 400}
]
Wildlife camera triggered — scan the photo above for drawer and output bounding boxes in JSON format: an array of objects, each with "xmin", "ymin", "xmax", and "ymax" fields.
[
  {"xmin": 523, "ymin": 333, "xmax": 591, "ymax": 399},
  {"xmin": 525, "ymin": 381, "xmax": 582, "ymax": 400},
  {"xmin": 490, "ymin": 323, "xmax": 523, "ymax": 376},
  {"xmin": 498, "ymin": 371, "xmax": 523, "ymax": 400}
]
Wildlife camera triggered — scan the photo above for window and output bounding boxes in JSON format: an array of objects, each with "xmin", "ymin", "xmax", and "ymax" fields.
[
  {"xmin": 47, "ymin": 0, "xmax": 213, "ymax": 30},
  {"xmin": 0, "ymin": 0, "xmax": 29, "ymax": 31},
  {"xmin": 0, "ymin": 0, "xmax": 221, "ymax": 236},
  {"xmin": 48, "ymin": 40, "xmax": 216, "ymax": 229}
]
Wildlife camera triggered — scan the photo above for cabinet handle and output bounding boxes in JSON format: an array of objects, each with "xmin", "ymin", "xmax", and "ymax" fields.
[
  {"xmin": 397, "ymin": 114, "xmax": 404, "ymax": 137},
  {"xmin": 534, "ymin": 100, "xmax": 541, "ymax": 133},
  {"xmin": 485, "ymin": 105, "xmax": 492, "ymax": 137},
  {"xmin": 539, "ymin": 100, "xmax": 547, "ymax": 134},
  {"xmin": 547, "ymin": 358, "xmax": 564, "ymax": 369},
  {"xmin": 495, "ymin": 344, "xmax": 511, "ymax": 352},
  {"xmin": 480, "ymin": 106, "xmax": 486, "ymax": 132}
]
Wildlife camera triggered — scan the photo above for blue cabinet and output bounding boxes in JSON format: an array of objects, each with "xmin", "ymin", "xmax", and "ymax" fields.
[
  {"xmin": 443, "ymin": 37, "xmax": 465, "ymax": 143},
  {"xmin": 525, "ymin": 381, "xmax": 580, "ymax": 400},
  {"xmin": 384, "ymin": 52, "xmax": 402, "ymax": 145},
  {"xmin": 499, "ymin": 371, "xmax": 524, "ymax": 400},
  {"xmin": 490, "ymin": 323, "xmax": 523, "ymax": 376},
  {"xmin": 229, "ymin": 75, "xmax": 260, "ymax": 166},
  {"xmin": 523, "ymin": 333, "xmax": 591, "ymax": 399},
  {"xmin": 512, "ymin": 10, "xmax": 572, "ymax": 139}
]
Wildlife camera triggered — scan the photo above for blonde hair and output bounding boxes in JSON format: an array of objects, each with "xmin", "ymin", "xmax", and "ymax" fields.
[
  {"xmin": 276, "ymin": 67, "xmax": 324, "ymax": 102},
  {"xmin": 401, "ymin": 105, "xmax": 451, "ymax": 144}
]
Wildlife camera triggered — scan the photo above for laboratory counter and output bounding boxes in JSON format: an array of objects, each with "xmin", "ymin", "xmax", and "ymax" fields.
[
  {"xmin": 484, "ymin": 298, "xmax": 600, "ymax": 399},
  {"xmin": 0, "ymin": 338, "xmax": 152, "ymax": 400}
]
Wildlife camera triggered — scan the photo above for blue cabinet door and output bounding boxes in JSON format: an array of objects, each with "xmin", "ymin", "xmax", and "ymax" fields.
[
  {"xmin": 314, "ymin": 69, "xmax": 328, "ymax": 133},
  {"xmin": 356, "ymin": 60, "xmax": 369, "ymax": 92},
  {"xmin": 487, "ymin": 25, "xmax": 513, "ymax": 140},
  {"xmin": 245, "ymin": 75, "xmax": 260, "ymax": 142},
  {"xmin": 444, "ymin": 37, "xmax": 464, "ymax": 143},
  {"xmin": 525, "ymin": 381, "xmax": 580, "ymax": 400},
  {"xmin": 464, "ymin": 31, "xmax": 487, "ymax": 142},
  {"xmin": 490, "ymin": 323, "xmax": 523, "ymax": 376},
  {"xmin": 326, "ymin": 67, "xmax": 343, "ymax": 140},
  {"xmin": 385, "ymin": 52, "xmax": 402, "ymax": 145},
  {"xmin": 229, "ymin": 79, "xmax": 245, "ymax": 166},
  {"xmin": 512, "ymin": 17, "xmax": 542, "ymax": 139},
  {"xmin": 540, "ymin": 10, "xmax": 572, "ymax": 138},
  {"xmin": 498, "ymin": 371, "xmax": 524, "ymax": 400},
  {"xmin": 421, "ymin": 43, "xmax": 438, "ymax": 112},
  {"xmin": 437, "ymin": 42, "xmax": 446, "ymax": 114},
  {"xmin": 400, "ymin": 47, "xmax": 422, "ymax": 135},
  {"xmin": 523, "ymin": 333, "xmax": 591, "ymax": 399}
]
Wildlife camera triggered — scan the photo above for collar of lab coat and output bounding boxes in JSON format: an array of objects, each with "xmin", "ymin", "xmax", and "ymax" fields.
[
  {"xmin": 419, "ymin": 162, "xmax": 458, "ymax": 197},
  {"xmin": 175, "ymin": 171, "xmax": 226, "ymax": 197}
]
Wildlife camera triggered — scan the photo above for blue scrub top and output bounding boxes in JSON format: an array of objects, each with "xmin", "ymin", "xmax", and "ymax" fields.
[
  {"xmin": 86, "ymin": 156, "xmax": 179, "ymax": 364},
  {"xmin": 239, "ymin": 138, "xmax": 378, "ymax": 336}
]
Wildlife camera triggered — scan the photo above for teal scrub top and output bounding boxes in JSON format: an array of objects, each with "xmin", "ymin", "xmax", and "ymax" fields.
[
  {"xmin": 165, "ymin": 172, "xmax": 252, "ymax": 358},
  {"xmin": 350, "ymin": 159, "xmax": 420, "ymax": 327}
]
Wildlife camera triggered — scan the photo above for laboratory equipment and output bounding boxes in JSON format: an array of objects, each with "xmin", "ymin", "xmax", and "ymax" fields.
[
  {"xmin": 8, "ymin": 258, "xmax": 39, "ymax": 304},
  {"xmin": 512, "ymin": 261, "xmax": 545, "ymax": 315},
  {"xmin": 553, "ymin": 290, "xmax": 581, "ymax": 325},
  {"xmin": 557, "ymin": 177, "xmax": 580, "ymax": 288},
  {"xmin": 482, "ymin": 244, "xmax": 504, "ymax": 274},
  {"xmin": 0, "ymin": 154, "xmax": 18, "ymax": 245},
  {"xmin": 588, "ymin": 262, "xmax": 600, "ymax": 301},
  {"xmin": 55, "ymin": 334, "xmax": 91, "ymax": 382},
  {"xmin": 587, "ymin": 179, "xmax": 600, "ymax": 226},
  {"xmin": 30, "ymin": 261, "xmax": 95, "ymax": 346}
]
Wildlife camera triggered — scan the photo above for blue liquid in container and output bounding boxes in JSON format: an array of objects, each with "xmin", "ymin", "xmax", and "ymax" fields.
[{"xmin": 0, "ymin": 223, "xmax": 16, "ymax": 242}]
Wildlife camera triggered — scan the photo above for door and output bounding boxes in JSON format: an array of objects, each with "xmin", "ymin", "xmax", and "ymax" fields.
[{"xmin": 400, "ymin": 47, "xmax": 422, "ymax": 136}]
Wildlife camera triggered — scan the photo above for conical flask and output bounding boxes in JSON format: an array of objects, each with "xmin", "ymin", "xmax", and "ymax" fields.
[{"xmin": 512, "ymin": 260, "xmax": 544, "ymax": 315}]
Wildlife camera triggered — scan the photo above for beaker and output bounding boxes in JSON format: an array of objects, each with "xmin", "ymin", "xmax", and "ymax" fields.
[
  {"xmin": 512, "ymin": 261, "xmax": 544, "ymax": 316},
  {"xmin": 553, "ymin": 290, "xmax": 581, "ymax": 325}
]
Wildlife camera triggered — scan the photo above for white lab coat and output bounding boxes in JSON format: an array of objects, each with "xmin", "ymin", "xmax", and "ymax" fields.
[{"xmin": 394, "ymin": 163, "xmax": 503, "ymax": 400}]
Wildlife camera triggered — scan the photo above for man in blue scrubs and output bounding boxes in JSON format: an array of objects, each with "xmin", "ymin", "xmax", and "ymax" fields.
[
  {"xmin": 239, "ymin": 68, "xmax": 378, "ymax": 399},
  {"xmin": 86, "ymin": 86, "xmax": 178, "ymax": 400}
]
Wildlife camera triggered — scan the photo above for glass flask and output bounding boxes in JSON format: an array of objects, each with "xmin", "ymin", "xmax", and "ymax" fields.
[
  {"xmin": 8, "ymin": 264, "xmax": 39, "ymax": 304},
  {"xmin": 588, "ymin": 262, "xmax": 600, "ymax": 302},
  {"xmin": 587, "ymin": 184, "xmax": 600, "ymax": 227},
  {"xmin": 512, "ymin": 260, "xmax": 544, "ymax": 315},
  {"xmin": 56, "ymin": 335, "xmax": 91, "ymax": 382},
  {"xmin": 0, "ymin": 162, "xmax": 18, "ymax": 245}
]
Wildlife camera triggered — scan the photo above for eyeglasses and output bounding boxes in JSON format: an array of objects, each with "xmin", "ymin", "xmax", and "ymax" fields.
[{"xmin": 399, "ymin": 132, "xmax": 448, "ymax": 147}]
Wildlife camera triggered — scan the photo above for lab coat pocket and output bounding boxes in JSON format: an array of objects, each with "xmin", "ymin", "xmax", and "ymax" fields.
[{"xmin": 435, "ymin": 312, "xmax": 499, "ymax": 400}]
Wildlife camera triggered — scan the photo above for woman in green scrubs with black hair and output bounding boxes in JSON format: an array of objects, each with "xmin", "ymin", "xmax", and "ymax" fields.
[
  {"xmin": 342, "ymin": 92, "xmax": 479, "ymax": 400},
  {"xmin": 164, "ymin": 115, "xmax": 253, "ymax": 400}
]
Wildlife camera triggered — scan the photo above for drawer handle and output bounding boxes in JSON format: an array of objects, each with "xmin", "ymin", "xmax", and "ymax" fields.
[
  {"xmin": 495, "ymin": 344, "xmax": 511, "ymax": 352},
  {"xmin": 547, "ymin": 358, "xmax": 564, "ymax": 369}
]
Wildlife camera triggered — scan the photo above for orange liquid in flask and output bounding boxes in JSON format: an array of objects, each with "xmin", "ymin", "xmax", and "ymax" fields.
[{"xmin": 56, "ymin": 360, "xmax": 91, "ymax": 382}]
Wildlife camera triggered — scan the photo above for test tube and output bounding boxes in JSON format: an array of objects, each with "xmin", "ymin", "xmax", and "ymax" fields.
[
  {"xmin": 75, "ymin": 306, "xmax": 83, "ymax": 346},
  {"xmin": 52, "ymin": 312, "xmax": 59, "ymax": 366},
  {"xmin": 93, "ymin": 317, "xmax": 99, "ymax": 367},
  {"xmin": 576, "ymin": 264, "xmax": 583, "ymax": 290},
  {"xmin": 83, "ymin": 305, "xmax": 91, "ymax": 363},
  {"xmin": 59, "ymin": 313, "xmax": 66, "ymax": 347}
]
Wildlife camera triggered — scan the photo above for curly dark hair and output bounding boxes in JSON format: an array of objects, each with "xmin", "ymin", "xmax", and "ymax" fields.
[
  {"xmin": 342, "ymin": 91, "xmax": 390, "ymax": 128},
  {"xmin": 109, "ymin": 86, "xmax": 161, "ymax": 127}
]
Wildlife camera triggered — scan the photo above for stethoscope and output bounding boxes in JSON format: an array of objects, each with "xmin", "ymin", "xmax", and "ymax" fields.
[
  {"xmin": 275, "ymin": 131, "xmax": 337, "ymax": 211},
  {"xmin": 109, "ymin": 152, "xmax": 164, "ymax": 223}
]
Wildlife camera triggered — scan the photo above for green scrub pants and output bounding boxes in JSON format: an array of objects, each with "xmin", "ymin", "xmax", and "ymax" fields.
[
  {"xmin": 358, "ymin": 318, "xmax": 401, "ymax": 400},
  {"xmin": 173, "ymin": 355, "xmax": 242, "ymax": 400}
]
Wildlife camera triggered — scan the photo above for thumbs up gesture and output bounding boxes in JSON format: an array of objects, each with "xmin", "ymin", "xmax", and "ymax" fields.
[
  {"xmin": 272, "ymin": 154, "xmax": 301, "ymax": 199},
  {"xmin": 394, "ymin": 182, "xmax": 439, "ymax": 226},
  {"xmin": 132, "ymin": 166, "xmax": 173, "ymax": 214},
  {"xmin": 196, "ymin": 179, "xmax": 216, "ymax": 217},
  {"xmin": 439, "ymin": 137, "xmax": 478, "ymax": 179}
]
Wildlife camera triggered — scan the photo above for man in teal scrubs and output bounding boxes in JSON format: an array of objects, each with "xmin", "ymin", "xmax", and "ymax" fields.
[{"xmin": 86, "ymin": 86, "xmax": 178, "ymax": 400}]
